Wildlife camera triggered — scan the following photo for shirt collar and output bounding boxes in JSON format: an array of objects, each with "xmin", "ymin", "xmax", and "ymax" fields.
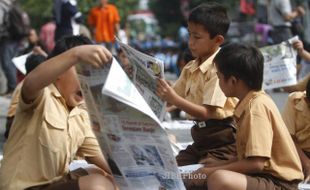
[
  {"xmin": 189, "ymin": 48, "xmax": 220, "ymax": 74},
  {"xmin": 49, "ymin": 84, "xmax": 84, "ymax": 116},
  {"xmin": 234, "ymin": 90, "xmax": 265, "ymax": 118}
]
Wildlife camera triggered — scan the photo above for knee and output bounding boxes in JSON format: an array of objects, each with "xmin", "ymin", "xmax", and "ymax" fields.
[
  {"xmin": 207, "ymin": 170, "xmax": 233, "ymax": 190},
  {"xmin": 79, "ymin": 173, "xmax": 115, "ymax": 190}
]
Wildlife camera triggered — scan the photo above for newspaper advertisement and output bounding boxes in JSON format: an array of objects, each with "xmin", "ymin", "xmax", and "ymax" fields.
[
  {"xmin": 260, "ymin": 37, "xmax": 298, "ymax": 90},
  {"xmin": 117, "ymin": 39, "xmax": 166, "ymax": 121},
  {"xmin": 77, "ymin": 58, "xmax": 185, "ymax": 190}
]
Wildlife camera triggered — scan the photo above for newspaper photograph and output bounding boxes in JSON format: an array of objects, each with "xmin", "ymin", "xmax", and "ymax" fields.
[
  {"xmin": 76, "ymin": 58, "xmax": 185, "ymax": 190},
  {"xmin": 116, "ymin": 38, "xmax": 166, "ymax": 121},
  {"xmin": 260, "ymin": 36, "xmax": 298, "ymax": 90}
]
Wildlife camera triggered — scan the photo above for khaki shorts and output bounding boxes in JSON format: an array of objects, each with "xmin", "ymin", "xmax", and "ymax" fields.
[
  {"xmin": 26, "ymin": 168, "xmax": 88, "ymax": 190},
  {"xmin": 246, "ymin": 173, "xmax": 300, "ymax": 190}
]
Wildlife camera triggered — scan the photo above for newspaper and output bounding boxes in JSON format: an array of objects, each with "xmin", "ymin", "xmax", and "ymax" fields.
[
  {"xmin": 77, "ymin": 49, "xmax": 185, "ymax": 189},
  {"xmin": 260, "ymin": 36, "xmax": 298, "ymax": 90},
  {"xmin": 117, "ymin": 38, "xmax": 166, "ymax": 121}
]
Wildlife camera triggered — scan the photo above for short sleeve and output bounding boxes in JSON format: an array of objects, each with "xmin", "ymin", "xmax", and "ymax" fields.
[
  {"xmin": 173, "ymin": 69, "xmax": 187, "ymax": 98},
  {"xmin": 112, "ymin": 6, "xmax": 120, "ymax": 23},
  {"xmin": 18, "ymin": 87, "xmax": 46, "ymax": 112},
  {"xmin": 203, "ymin": 74, "xmax": 226, "ymax": 107},
  {"xmin": 282, "ymin": 94, "xmax": 297, "ymax": 135},
  {"xmin": 244, "ymin": 104, "xmax": 273, "ymax": 158}
]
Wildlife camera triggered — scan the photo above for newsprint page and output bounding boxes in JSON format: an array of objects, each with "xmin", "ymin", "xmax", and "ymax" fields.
[{"xmin": 76, "ymin": 42, "xmax": 186, "ymax": 190}]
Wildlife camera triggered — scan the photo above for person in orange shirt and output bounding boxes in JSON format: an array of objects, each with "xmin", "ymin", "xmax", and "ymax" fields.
[{"xmin": 88, "ymin": 0, "xmax": 120, "ymax": 51}]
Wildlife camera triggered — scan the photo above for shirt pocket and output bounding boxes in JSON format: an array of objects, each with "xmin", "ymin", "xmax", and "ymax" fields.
[{"xmin": 39, "ymin": 112, "xmax": 67, "ymax": 153}]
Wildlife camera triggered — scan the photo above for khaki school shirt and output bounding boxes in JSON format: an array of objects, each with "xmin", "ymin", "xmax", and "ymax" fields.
[
  {"xmin": 7, "ymin": 81, "xmax": 23, "ymax": 117},
  {"xmin": 173, "ymin": 49, "xmax": 237, "ymax": 120},
  {"xmin": 234, "ymin": 91, "xmax": 303, "ymax": 181},
  {"xmin": 0, "ymin": 84, "xmax": 101, "ymax": 190},
  {"xmin": 282, "ymin": 91, "xmax": 310, "ymax": 151}
]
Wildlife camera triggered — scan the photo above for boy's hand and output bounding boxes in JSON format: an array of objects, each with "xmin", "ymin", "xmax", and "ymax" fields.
[
  {"xmin": 293, "ymin": 40, "xmax": 304, "ymax": 54},
  {"xmin": 74, "ymin": 45, "xmax": 113, "ymax": 68},
  {"xmin": 156, "ymin": 78, "xmax": 178, "ymax": 104}
]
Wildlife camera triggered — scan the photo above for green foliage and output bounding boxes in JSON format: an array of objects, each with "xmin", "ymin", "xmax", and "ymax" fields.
[
  {"xmin": 149, "ymin": 0, "xmax": 182, "ymax": 37},
  {"xmin": 149, "ymin": 0, "xmax": 238, "ymax": 38}
]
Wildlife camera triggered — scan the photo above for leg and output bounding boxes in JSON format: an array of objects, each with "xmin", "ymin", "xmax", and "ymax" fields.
[
  {"xmin": 79, "ymin": 165, "xmax": 117, "ymax": 190},
  {"xmin": 0, "ymin": 39, "xmax": 18, "ymax": 92},
  {"xmin": 176, "ymin": 144, "xmax": 200, "ymax": 166},
  {"xmin": 79, "ymin": 173, "xmax": 115, "ymax": 190},
  {"xmin": 207, "ymin": 170, "xmax": 247, "ymax": 190}
]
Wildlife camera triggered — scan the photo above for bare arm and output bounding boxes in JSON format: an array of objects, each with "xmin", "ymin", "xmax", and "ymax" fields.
[
  {"xmin": 22, "ymin": 45, "xmax": 112, "ymax": 103},
  {"xmin": 86, "ymin": 155, "xmax": 113, "ymax": 175},
  {"xmin": 283, "ymin": 6, "xmax": 305, "ymax": 22},
  {"xmin": 156, "ymin": 78, "xmax": 211, "ymax": 120}
]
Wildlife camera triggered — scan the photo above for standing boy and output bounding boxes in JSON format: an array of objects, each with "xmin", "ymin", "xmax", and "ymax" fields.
[
  {"xmin": 282, "ymin": 79, "xmax": 310, "ymax": 180},
  {"xmin": 156, "ymin": 3, "xmax": 237, "ymax": 167},
  {"xmin": 0, "ymin": 35, "xmax": 117, "ymax": 190},
  {"xmin": 186, "ymin": 43, "xmax": 303, "ymax": 189},
  {"xmin": 88, "ymin": 0, "xmax": 120, "ymax": 51}
]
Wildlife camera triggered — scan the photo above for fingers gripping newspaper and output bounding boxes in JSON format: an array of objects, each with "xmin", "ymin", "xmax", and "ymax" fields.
[
  {"xmin": 76, "ymin": 42, "xmax": 185, "ymax": 190},
  {"xmin": 260, "ymin": 36, "xmax": 298, "ymax": 90}
]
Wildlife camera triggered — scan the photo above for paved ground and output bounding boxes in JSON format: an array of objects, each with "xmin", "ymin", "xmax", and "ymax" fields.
[{"xmin": 0, "ymin": 90, "xmax": 290, "ymax": 158}]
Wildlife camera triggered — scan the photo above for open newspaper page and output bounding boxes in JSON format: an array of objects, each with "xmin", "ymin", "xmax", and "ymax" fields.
[
  {"xmin": 77, "ymin": 59, "xmax": 185, "ymax": 190},
  {"xmin": 260, "ymin": 36, "xmax": 298, "ymax": 90},
  {"xmin": 116, "ymin": 39, "xmax": 166, "ymax": 121}
]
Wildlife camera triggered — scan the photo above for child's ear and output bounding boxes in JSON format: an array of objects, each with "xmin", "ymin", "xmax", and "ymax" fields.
[
  {"xmin": 231, "ymin": 76, "xmax": 238, "ymax": 85},
  {"xmin": 215, "ymin": 35, "xmax": 224, "ymax": 44}
]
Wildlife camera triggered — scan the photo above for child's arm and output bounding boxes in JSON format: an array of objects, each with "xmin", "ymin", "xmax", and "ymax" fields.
[
  {"xmin": 293, "ymin": 40, "xmax": 310, "ymax": 62},
  {"xmin": 22, "ymin": 45, "xmax": 112, "ymax": 103},
  {"xmin": 86, "ymin": 155, "xmax": 113, "ymax": 175},
  {"xmin": 185, "ymin": 157, "xmax": 268, "ymax": 187},
  {"xmin": 156, "ymin": 78, "xmax": 210, "ymax": 120}
]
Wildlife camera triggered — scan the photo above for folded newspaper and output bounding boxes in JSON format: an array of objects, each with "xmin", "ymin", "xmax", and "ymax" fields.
[
  {"xmin": 76, "ymin": 41, "xmax": 185, "ymax": 190},
  {"xmin": 260, "ymin": 36, "xmax": 298, "ymax": 90}
]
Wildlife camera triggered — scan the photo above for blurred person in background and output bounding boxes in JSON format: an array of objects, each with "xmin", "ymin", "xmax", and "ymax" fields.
[
  {"xmin": 88, "ymin": 0, "xmax": 120, "ymax": 52},
  {"xmin": 53, "ymin": 0, "xmax": 83, "ymax": 41}
]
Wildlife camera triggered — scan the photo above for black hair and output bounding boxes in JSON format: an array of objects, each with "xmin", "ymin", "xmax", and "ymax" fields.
[
  {"xmin": 306, "ymin": 79, "xmax": 310, "ymax": 99},
  {"xmin": 48, "ymin": 35, "xmax": 94, "ymax": 59},
  {"xmin": 214, "ymin": 43, "xmax": 264, "ymax": 90},
  {"xmin": 25, "ymin": 54, "xmax": 46, "ymax": 74},
  {"xmin": 188, "ymin": 3, "xmax": 230, "ymax": 38}
]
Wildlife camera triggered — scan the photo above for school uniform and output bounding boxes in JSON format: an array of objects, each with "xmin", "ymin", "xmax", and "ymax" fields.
[
  {"xmin": 174, "ymin": 49, "xmax": 238, "ymax": 166},
  {"xmin": 235, "ymin": 91, "xmax": 303, "ymax": 190},
  {"xmin": 283, "ymin": 91, "xmax": 310, "ymax": 154},
  {"xmin": 4, "ymin": 81, "xmax": 23, "ymax": 138},
  {"xmin": 0, "ymin": 84, "xmax": 101, "ymax": 190}
]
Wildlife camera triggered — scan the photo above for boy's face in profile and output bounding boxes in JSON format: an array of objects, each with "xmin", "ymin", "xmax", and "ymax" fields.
[
  {"xmin": 216, "ymin": 69, "xmax": 235, "ymax": 97},
  {"xmin": 56, "ymin": 67, "xmax": 83, "ymax": 109},
  {"xmin": 188, "ymin": 22, "xmax": 220, "ymax": 62}
]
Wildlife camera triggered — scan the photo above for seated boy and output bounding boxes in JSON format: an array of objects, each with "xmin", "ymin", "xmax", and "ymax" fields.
[
  {"xmin": 185, "ymin": 43, "xmax": 304, "ymax": 190},
  {"xmin": 282, "ymin": 79, "xmax": 310, "ymax": 180},
  {"xmin": 0, "ymin": 35, "xmax": 117, "ymax": 190},
  {"xmin": 156, "ymin": 3, "xmax": 237, "ymax": 167}
]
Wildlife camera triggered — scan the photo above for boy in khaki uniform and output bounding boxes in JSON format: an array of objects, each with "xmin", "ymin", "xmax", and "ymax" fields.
[
  {"xmin": 0, "ymin": 36, "xmax": 117, "ymax": 190},
  {"xmin": 282, "ymin": 79, "xmax": 310, "ymax": 180},
  {"xmin": 156, "ymin": 3, "xmax": 237, "ymax": 167},
  {"xmin": 185, "ymin": 43, "xmax": 303, "ymax": 190}
]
